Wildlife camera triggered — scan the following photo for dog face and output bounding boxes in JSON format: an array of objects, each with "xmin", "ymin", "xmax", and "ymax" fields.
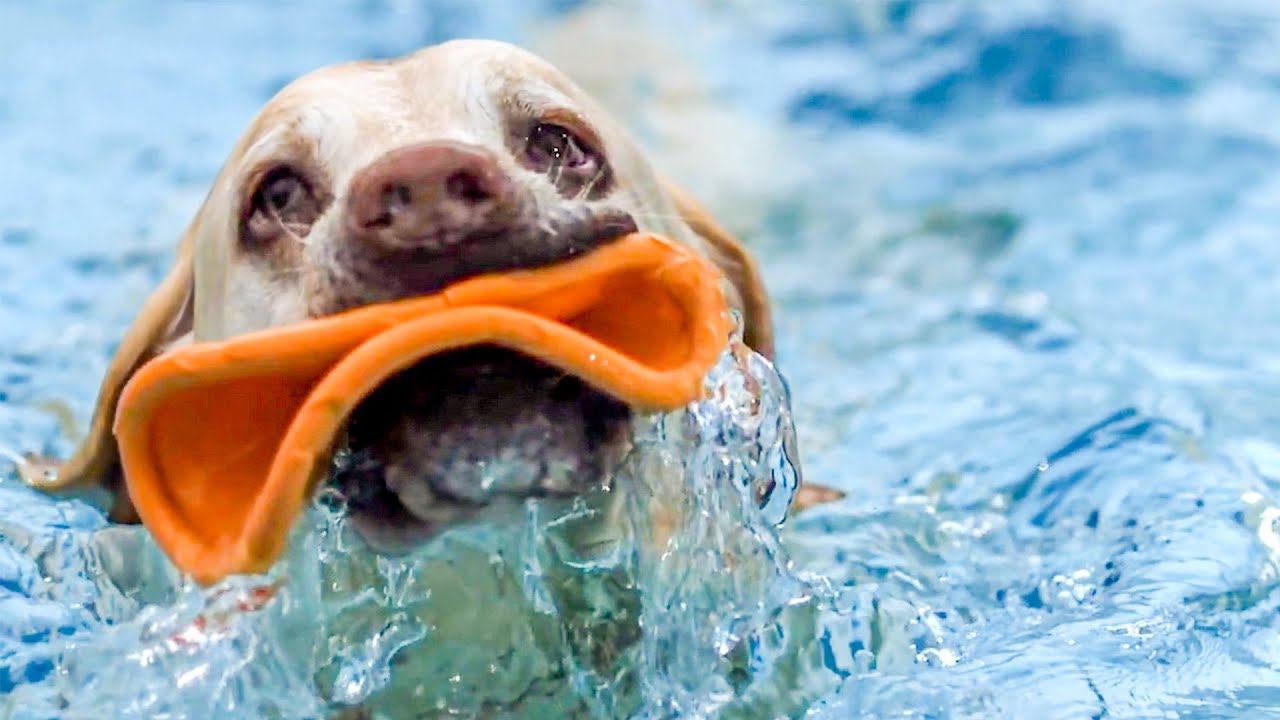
[
  {"xmin": 196, "ymin": 40, "xmax": 710, "ymax": 338},
  {"xmin": 44, "ymin": 39, "xmax": 774, "ymax": 553}
]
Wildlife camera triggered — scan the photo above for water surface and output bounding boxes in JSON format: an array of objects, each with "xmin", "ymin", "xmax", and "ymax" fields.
[{"xmin": 3, "ymin": 1, "xmax": 1280, "ymax": 718}]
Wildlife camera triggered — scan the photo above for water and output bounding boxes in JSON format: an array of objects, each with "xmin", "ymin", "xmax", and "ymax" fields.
[
  {"xmin": 1, "ymin": 337, "xmax": 826, "ymax": 718},
  {"xmin": 3, "ymin": 0, "xmax": 1280, "ymax": 717}
]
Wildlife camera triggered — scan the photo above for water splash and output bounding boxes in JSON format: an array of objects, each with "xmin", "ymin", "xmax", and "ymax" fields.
[{"xmin": 0, "ymin": 334, "xmax": 838, "ymax": 718}]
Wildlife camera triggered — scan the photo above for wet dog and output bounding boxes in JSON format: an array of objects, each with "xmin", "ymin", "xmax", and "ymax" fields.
[{"xmin": 29, "ymin": 39, "xmax": 775, "ymax": 562}]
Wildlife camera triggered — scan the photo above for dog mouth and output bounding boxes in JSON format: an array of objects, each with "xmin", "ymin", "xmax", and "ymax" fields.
[
  {"xmin": 323, "ymin": 205, "xmax": 641, "ymax": 313},
  {"xmin": 327, "ymin": 346, "xmax": 633, "ymax": 552},
  {"xmin": 323, "ymin": 207, "xmax": 647, "ymax": 552}
]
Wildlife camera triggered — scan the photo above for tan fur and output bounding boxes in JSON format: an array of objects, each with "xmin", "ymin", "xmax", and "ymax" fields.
[
  {"xmin": 661, "ymin": 179, "xmax": 774, "ymax": 357},
  {"xmin": 24, "ymin": 40, "xmax": 774, "ymax": 517}
]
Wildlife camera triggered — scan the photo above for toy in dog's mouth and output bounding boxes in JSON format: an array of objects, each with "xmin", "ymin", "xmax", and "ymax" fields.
[
  {"xmin": 328, "ymin": 346, "xmax": 632, "ymax": 553},
  {"xmin": 112, "ymin": 233, "xmax": 730, "ymax": 585}
]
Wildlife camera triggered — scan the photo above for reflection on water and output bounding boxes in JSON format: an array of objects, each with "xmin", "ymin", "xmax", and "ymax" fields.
[{"xmin": 2, "ymin": 338, "xmax": 840, "ymax": 719}]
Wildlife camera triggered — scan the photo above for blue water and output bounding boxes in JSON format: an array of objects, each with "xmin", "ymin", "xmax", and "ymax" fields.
[{"xmin": 3, "ymin": 1, "xmax": 1280, "ymax": 717}]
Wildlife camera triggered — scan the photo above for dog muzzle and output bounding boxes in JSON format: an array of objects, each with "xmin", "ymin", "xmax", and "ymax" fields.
[{"xmin": 112, "ymin": 233, "xmax": 732, "ymax": 584}]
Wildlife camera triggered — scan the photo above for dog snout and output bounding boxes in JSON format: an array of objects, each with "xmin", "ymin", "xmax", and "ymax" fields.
[{"xmin": 346, "ymin": 141, "xmax": 514, "ymax": 250}]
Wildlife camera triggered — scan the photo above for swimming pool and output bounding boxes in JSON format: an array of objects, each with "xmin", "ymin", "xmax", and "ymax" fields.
[{"xmin": 3, "ymin": 1, "xmax": 1280, "ymax": 717}]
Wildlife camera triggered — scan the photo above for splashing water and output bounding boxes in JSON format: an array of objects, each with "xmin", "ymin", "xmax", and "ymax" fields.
[
  {"xmin": 6, "ymin": 2, "xmax": 1280, "ymax": 718},
  {"xmin": 0, "ymin": 333, "xmax": 842, "ymax": 719}
]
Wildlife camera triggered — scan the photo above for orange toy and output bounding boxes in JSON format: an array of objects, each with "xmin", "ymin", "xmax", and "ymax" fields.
[{"xmin": 112, "ymin": 233, "xmax": 731, "ymax": 585}]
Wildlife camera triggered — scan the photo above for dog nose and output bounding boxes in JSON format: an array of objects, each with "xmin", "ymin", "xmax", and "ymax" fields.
[{"xmin": 346, "ymin": 141, "xmax": 513, "ymax": 249}]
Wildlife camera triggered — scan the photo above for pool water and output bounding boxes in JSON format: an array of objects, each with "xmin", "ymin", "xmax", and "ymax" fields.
[{"xmin": 3, "ymin": 1, "xmax": 1280, "ymax": 718}]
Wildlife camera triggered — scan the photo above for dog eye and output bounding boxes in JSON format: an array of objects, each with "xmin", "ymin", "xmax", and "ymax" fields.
[
  {"xmin": 522, "ymin": 123, "xmax": 608, "ymax": 196},
  {"xmin": 264, "ymin": 172, "xmax": 305, "ymax": 213},
  {"xmin": 244, "ymin": 167, "xmax": 322, "ymax": 245}
]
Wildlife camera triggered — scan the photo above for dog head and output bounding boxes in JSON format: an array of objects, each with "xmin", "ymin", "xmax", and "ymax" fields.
[{"xmin": 47, "ymin": 39, "xmax": 773, "ymax": 552}]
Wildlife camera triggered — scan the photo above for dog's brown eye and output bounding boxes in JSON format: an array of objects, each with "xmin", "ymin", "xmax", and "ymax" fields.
[
  {"xmin": 244, "ymin": 166, "xmax": 322, "ymax": 245},
  {"xmin": 264, "ymin": 173, "xmax": 305, "ymax": 213},
  {"xmin": 522, "ymin": 123, "xmax": 609, "ymax": 197},
  {"xmin": 524, "ymin": 123, "xmax": 588, "ymax": 169}
]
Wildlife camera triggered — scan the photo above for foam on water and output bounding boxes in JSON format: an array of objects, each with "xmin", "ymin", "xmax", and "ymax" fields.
[{"xmin": 0, "ymin": 337, "xmax": 838, "ymax": 719}]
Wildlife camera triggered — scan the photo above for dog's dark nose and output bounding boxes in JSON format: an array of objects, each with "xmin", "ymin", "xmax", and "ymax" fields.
[{"xmin": 346, "ymin": 141, "xmax": 513, "ymax": 249}]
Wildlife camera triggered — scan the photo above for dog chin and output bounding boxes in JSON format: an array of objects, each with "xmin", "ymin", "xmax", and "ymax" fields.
[{"xmin": 327, "ymin": 345, "xmax": 633, "ymax": 554}]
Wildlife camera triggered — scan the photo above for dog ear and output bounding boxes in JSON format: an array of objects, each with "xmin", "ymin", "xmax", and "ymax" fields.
[
  {"xmin": 660, "ymin": 179, "xmax": 774, "ymax": 359},
  {"xmin": 658, "ymin": 181, "xmax": 854, "ymax": 513},
  {"xmin": 21, "ymin": 229, "xmax": 195, "ymax": 522}
]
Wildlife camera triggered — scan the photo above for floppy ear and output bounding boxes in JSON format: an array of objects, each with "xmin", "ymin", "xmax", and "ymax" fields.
[
  {"xmin": 660, "ymin": 179, "xmax": 774, "ymax": 358},
  {"xmin": 660, "ymin": 180, "xmax": 853, "ymax": 514},
  {"xmin": 21, "ymin": 229, "xmax": 195, "ymax": 522}
]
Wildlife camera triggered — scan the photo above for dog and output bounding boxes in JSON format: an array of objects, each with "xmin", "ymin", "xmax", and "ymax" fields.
[
  {"xmin": 14, "ymin": 38, "xmax": 861, "ymax": 718},
  {"xmin": 28, "ymin": 38, "xmax": 780, "ymax": 558}
]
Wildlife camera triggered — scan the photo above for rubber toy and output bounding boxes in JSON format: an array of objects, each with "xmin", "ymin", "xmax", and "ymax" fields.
[{"xmin": 111, "ymin": 233, "xmax": 731, "ymax": 584}]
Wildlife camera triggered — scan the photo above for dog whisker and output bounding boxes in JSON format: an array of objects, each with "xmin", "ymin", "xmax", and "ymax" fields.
[
  {"xmin": 625, "ymin": 211, "xmax": 702, "ymax": 224},
  {"xmin": 550, "ymin": 157, "xmax": 565, "ymax": 187},
  {"xmin": 537, "ymin": 217, "xmax": 556, "ymax": 237},
  {"xmin": 576, "ymin": 164, "xmax": 609, "ymax": 201}
]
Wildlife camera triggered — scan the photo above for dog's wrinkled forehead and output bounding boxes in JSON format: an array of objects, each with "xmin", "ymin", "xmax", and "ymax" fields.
[{"xmin": 237, "ymin": 39, "xmax": 610, "ymax": 186}]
